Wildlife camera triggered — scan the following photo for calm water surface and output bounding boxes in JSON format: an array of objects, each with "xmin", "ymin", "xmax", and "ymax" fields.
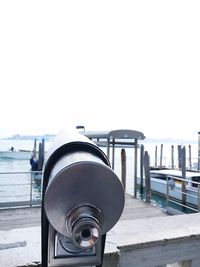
[{"xmin": 0, "ymin": 138, "xmax": 198, "ymax": 207}]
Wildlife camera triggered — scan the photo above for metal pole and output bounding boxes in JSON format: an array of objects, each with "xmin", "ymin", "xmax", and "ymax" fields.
[
  {"xmin": 112, "ymin": 139, "xmax": 115, "ymax": 170},
  {"xmin": 107, "ymin": 137, "xmax": 110, "ymax": 160},
  {"xmin": 134, "ymin": 139, "xmax": 138, "ymax": 198},
  {"xmin": 121, "ymin": 149, "xmax": 126, "ymax": 191},
  {"xmin": 198, "ymin": 132, "xmax": 200, "ymax": 172}
]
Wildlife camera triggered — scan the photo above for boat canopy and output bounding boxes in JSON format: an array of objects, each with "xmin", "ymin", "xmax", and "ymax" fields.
[
  {"xmin": 83, "ymin": 129, "xmax": 145, "ymax": 148},
  {"xmin": 83, "ymin": 129, "xmax": 145, "ymax": 172},
  {"xmin": 150, "ymin": 169, "xmax": 200, "ymax": 178},
  {"xmin": 82, "ymin": 129, "xmax": 145, "ymax": 198}
]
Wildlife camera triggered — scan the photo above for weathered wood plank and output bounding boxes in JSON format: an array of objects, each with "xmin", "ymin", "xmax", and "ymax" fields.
[
  {"xmin": 0, "ymin": 194, "xmax": 166, "ymax": 230},
  {"xmin": 144, "ymin": 151, "xmax": 151, "ymax": 203},
  {"xmin": 121, "ymin": 149, "xmax": 126, "ymax": 191}
]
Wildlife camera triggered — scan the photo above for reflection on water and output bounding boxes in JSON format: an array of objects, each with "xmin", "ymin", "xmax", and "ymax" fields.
[
  {"xmin": 33, "ymin": 179, "xmax": 41, "ymax": 199},
  {"xmin": 0, "ymin": 158, "xmax": 30, "ymax": 172},
  {"xmin": 138, "ymin": 188, "xmax": 195, "ymax": 214}
]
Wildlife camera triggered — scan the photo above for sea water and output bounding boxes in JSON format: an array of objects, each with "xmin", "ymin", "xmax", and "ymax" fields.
[
  {"xmin": 0, "ymin": 138, "xmax": 198, "ymax": 207},
  {"xmin": 0, "ymin": 139, "xmax": 53, "ymax": 203}
]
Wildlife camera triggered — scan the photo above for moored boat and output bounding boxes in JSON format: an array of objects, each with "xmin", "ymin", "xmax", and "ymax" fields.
[
  {"xmin": 0, "ymin": 149, "xmax": 34, "ymax": 160},
  {"xmin": 137, "ymin": 169, "xmax": 200, "ymax": 209}
]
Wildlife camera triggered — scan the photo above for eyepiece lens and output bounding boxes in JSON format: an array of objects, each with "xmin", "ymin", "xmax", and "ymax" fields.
[
  {"xmin": 72, "ymin": 219, "xmax": 100, "ymax": 249},
  {"xmin": 81, "ymin": 228, "xmax": 91, "ymax": 239}
]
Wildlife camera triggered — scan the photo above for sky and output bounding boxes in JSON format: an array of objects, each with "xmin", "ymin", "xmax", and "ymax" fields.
[{"xmin": 0, "ymin": 1, "xmax": 200, "ymax": 140}]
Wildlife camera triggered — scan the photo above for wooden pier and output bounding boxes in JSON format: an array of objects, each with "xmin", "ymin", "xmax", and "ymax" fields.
[{"xmin": 0, "ymin": 194, "xmax": 166, "ymax": 231}]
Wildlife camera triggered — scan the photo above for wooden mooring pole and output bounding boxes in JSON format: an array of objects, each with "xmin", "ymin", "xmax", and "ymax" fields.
[
  {"xmin": 121, "ymin": 149, "xmax": 126, "ymax": 192},
  {"xmin": 178, "ymin": 145, "xmax": 182, "ymax": 170},
  {"xmin": 144, "ymin": 151, "xmax": 151, "ymax": 203},
  {"xmin": 188, "ymin": 144, "xmax": 192, "ymax": 170},
  {"xmin": 160, "ymin": 144, "xmax": 163, "ymax": 168},
  {"xmin": 38, "ymin": 138, "xmax": 45, "ymax": 171},
  {"xmin": 155, "ymin": 145, "xmax": 157, "ymax": 167},
  {"xmin": 140, "ymin": 145, "xmax": 144, "ymax": 198},
  {"xmin": 33, "ymin": 138, "xmax": 37, "ymax": 158},
  {"xmin": 171, "ymin": 145, "xmax": 174, "ymax": 169}
]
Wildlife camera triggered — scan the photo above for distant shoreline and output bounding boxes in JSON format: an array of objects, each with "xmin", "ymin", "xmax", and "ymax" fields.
[
  {"xmin": 144, "ymin": 138, "xmax": 197, "ymax": 144},
  {"xmin": 1, "ymin": 134, "xmax": 56, "ymax": 141},
  {"xmin": 0, "ymin": 136, "xmax": 197, "ymax": 145}
]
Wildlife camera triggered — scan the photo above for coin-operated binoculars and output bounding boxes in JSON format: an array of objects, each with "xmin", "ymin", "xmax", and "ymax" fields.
[{"xmin": 41, "ymin": 130, "xmax": 125, "ymax": 267}]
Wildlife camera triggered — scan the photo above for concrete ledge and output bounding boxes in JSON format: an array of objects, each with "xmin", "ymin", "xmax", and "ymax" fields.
[
  {"xmin": 107, "ymin": 213, "xmax": 200, "ymax": 250},
  {"xmin": 0, "ymin": 227, "xmax": 40, "ymax": 267},
  {"xmin": 1, "ymin": 213, "xmax": 200, "ymax": 267},
  {"xmin": 106, "ymin": 213, "xmax": 200, "ymax": 267},
  {"xmin": 102, "ymin": 243, "xmax": 120, "ymax": 267}
]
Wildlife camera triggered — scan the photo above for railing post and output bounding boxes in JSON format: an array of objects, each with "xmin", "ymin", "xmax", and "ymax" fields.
[
  {"xmin": 121, "ymin": 149, "xmax": 126, "ymax": 192},
  {"xmin": 30, "ymin": 173, "xmax": 33, "ymax": 207},
  {"xmin": 134, "ymin": 139, "xmax": 138, "ymax": 198},
  {"xmin": 198, "ymin": 185, "xmax": 200, "ymax": 212},
  {"xmin": 182, "ymin": 146, "xmax": 187, "ymax": 208},
  {"xmin": 166, "ymin": 176, "xmax": 169, "ymax": 208}
]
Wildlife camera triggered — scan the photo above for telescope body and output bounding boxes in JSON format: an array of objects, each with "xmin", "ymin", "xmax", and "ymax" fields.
[{"xmin": 42, "ymin": 130, "xmax": 125, "ymax": 267}]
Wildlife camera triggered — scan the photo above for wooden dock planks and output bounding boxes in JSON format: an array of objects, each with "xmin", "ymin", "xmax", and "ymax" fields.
[{"xmin": 0, "ymin": 194, "xmax": 166, "ymax": 231}]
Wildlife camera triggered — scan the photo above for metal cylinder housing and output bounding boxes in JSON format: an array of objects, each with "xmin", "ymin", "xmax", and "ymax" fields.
[{"xmin": 43, "ymin": 130, "xmax": 125, "ymax": 248}]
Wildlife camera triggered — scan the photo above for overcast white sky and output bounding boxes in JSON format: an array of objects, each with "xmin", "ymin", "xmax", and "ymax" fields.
[{"xmin": 0, "ymin": 1, "xmax": 200, "ymax": 140}]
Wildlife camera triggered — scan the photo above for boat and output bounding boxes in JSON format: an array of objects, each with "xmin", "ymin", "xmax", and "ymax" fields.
[
  {"xmin": 137, "ymin": 169, "xmax": 200, "ymax": 209},
  {"xmin": 0, "ymin": 149, "xmax": 34, "ymax": 160}
]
